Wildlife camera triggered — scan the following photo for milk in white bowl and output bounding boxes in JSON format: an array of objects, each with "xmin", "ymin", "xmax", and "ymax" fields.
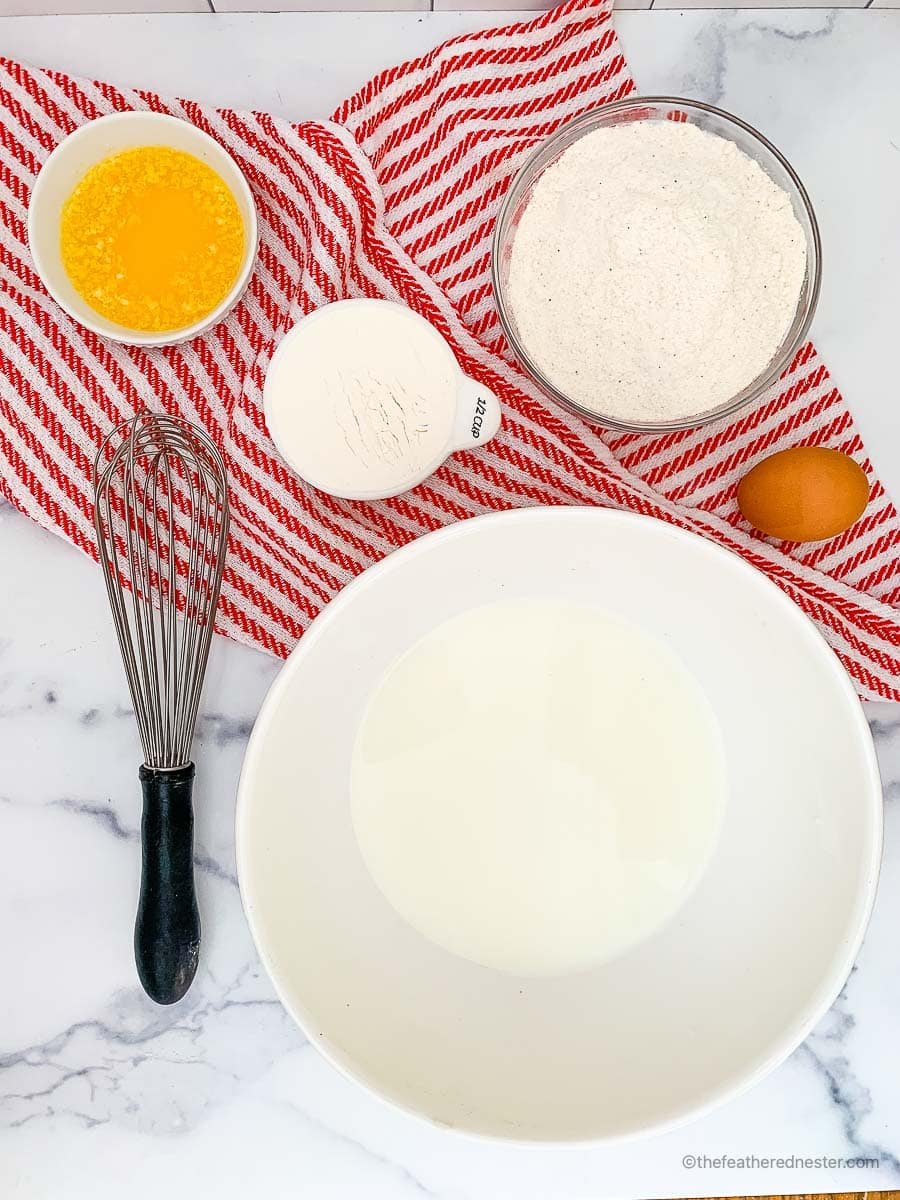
[
  {"xmin": 236, "ymin": 508, "xmax": 881, "ymax": 1144},
  {"xmin": 352, "ymin": 601, "xmax": 726, "ymax": 977}
]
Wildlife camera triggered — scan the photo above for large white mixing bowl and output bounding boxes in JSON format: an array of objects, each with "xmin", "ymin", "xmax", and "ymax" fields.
[{"xmin": 236, "ymin": 508, "xmax": 881, "ymax": 1143}]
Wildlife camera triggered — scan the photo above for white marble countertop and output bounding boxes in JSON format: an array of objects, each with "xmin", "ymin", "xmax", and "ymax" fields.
[{"xmin": 1, "ymin": 9, "xmax": 899, "ymax": 1199}]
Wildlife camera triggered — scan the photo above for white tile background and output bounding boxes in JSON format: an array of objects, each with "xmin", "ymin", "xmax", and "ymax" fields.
[{"xmin": 1, "ymin": 0, "xmax": 897, "ymax": 16}]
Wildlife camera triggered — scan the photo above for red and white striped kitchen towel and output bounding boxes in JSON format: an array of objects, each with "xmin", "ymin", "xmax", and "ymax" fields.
[{"xmin": 1, "ymin": 0, "xmax": 898, "ymax": 700}]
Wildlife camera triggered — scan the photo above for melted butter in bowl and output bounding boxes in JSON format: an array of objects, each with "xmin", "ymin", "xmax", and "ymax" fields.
[
  {"xmin": 60, "ymin": 145, "xmax": 245, "ymax": 334},
  {"xmin": 27, "ymin": 111, "xmax": 258, "ymax": 346}
]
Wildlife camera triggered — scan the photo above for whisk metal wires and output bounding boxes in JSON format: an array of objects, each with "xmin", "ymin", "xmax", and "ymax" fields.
[{"xmin": 94, "ymin": 412, "xmax": 229, "ymax": 769}]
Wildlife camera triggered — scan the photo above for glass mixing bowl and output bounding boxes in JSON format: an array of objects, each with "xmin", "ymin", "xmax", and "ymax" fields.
[{"xmin": 491, "ymin": 96, "xmax": 822, "ymax": 433}]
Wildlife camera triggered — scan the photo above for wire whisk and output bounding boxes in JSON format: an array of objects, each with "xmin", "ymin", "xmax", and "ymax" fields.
[{"xmin": 94, "ymin": 412, "xmax": 229, "ymax": 1004}]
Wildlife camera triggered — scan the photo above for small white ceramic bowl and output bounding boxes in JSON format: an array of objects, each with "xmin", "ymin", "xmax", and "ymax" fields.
[
  {"xmin": 27, "ymin": 111, "xmax": 258, "ymax": 347},
  {"xmin": 237, "ymin": 507, "xmax": 882, "ymax": 1144}
]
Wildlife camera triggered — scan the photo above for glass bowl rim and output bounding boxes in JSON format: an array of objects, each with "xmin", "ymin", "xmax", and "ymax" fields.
[{"xmin": 490, "ymin": 94, "xmax": 823, "ymax": 434}]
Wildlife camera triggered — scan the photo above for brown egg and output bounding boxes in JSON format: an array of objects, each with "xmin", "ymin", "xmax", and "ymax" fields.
[{"xmin": 737, "ymin": 447, "xmax": 869, "ymax": 543}]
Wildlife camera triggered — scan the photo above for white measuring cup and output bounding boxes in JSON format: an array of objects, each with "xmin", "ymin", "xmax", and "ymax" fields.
[{"xmin": 263, "ymin": 299, "xmax": 501, "ymax": 501}]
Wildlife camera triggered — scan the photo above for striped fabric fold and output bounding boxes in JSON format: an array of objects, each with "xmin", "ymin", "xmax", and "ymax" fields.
[{"xmin": 0, "ymin": 0, "xmax": 898, "ymax": 699}]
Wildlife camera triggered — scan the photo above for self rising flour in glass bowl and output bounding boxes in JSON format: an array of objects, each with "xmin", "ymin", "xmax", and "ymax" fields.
[{"xmin": 493, "ymin": 98, "xmax": 821, "ymax": 431}]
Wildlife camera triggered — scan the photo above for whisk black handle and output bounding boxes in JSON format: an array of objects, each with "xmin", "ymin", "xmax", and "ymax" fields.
[{"xmin": 135, "ymin": 763, "xmax": 200, "ymax": 1005}]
